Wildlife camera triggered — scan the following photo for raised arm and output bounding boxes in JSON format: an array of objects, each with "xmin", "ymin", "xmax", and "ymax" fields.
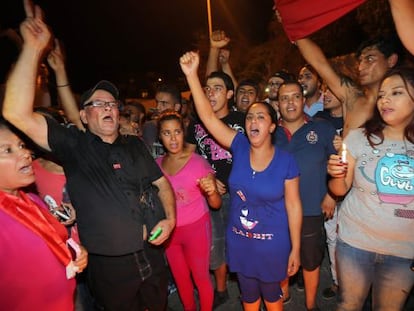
[
  {"xmin": 205, "ymin": 30, "xmax": 230, "ymax": 78},
  {"xmin": 296, "ymin": 38, "xmax": 348, "ymax": 103},
  {"xmin": 47, "ymin": 39, "xmax": 84, "ymax": 130},
  {"xmin": 389, "ymin": 0, "xmax": 414, "ymax": 55},
  {"xmin": 2, "ymin": 0, "xmax": 51, "ymax": 151},
  {"xmin": 180, "ymin": 51, "xmax": 237, "ymax": 149},
  {"xmin": 218, "ymin": 49, "xmax": 238, "ymax": 90}
]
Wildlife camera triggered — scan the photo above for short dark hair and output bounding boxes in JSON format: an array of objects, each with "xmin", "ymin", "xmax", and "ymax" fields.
[
  {"xmin": 156, "ymin": 84, "xmax": 181, "ymax": 104},
  {"xmin": 300, "ymin": 64, "xmax": 322, "ymax": 84},
  {"xmin": 207, "ymin": 71, "xmax": 234, "ymax": 92},
  {"xmin": 356, "ymin": 34, "xmax": 404, "ymax": 65},
  {"xmin": 270, "ymin": 70, "xmax": 296, "ymax": 83},
  {"xmin": 207, "ymin": 71, "xmax": 235, "ymax": 108},
  {"xmin": 237, "ymin": 79, "xmax": 260, "ymax": 96},
  {"xmin": 277, "ymin": 81, "xmax": 304, "ymax": 100}
]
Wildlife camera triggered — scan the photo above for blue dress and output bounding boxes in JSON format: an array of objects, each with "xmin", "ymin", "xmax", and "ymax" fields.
[{"xmin": 226, "ymin": 133, "xmax": 300, "ymax": 282}]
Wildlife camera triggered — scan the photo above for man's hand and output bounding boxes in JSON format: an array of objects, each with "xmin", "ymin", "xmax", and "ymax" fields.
[
  {"xmin": 179, "ymin": 51, "xmax": 200, "ymax": 77},
  {"xmin": 321, "ymin": 194, "xmax": 336, "ymax": 220},
  {"xmin": 147, "ymin": 218, "xmax": 175, "ymax": 245},
  {"xmin": 21, "ymin": 0, "xmax": 51, "ymax": 52},
  {"xmin": 47, "ymin": 39, "xmax": 65, "ymax": 72},
  {"xmin": 210, "ymin": 30, "xmax": 230, "ymax": 49}
]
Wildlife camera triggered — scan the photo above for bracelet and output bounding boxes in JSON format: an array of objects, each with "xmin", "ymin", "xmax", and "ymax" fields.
[{"xmin": 56, "ymin": 83, "xmax": 70, "ymax": 88}]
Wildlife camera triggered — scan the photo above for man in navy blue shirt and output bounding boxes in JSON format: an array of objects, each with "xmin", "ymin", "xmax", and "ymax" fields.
[{"xmin": 276, "ymin": 81, "xmax": 337, "ymax": 311}]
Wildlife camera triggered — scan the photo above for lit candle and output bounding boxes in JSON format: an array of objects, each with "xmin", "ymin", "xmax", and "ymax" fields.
[{"xmin": 341, "ymin": 143, "xmax": 347, "ymax": 163}]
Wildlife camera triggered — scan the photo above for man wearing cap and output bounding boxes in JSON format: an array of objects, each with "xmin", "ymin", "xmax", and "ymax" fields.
[{"xmin": 3, "ymin": 4, "xmax": 175, "ymax": 310}]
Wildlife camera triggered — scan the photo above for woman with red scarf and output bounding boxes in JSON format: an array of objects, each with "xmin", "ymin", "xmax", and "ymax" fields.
[{"xmin": 0, "ymin": 118, "xmax": 88, "ymax": 311}]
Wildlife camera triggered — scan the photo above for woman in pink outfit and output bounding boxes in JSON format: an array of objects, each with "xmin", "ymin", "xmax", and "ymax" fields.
[
  {"xmin": 0, "ymin": 118, "xmax": 88, "ymax": 311},
  {"xmin": 156, "ymin": 111, "xmax": 221, "ymax": 311}
]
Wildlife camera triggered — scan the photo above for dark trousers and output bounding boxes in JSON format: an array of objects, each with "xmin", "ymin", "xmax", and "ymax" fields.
[{"xmin": 87, "ymin": 243, "xmax": 167, "ymax": 311}]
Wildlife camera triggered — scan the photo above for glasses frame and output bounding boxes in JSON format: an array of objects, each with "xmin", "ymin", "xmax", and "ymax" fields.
[{"xmin": 83, "ymin": 100, "xmax": 121, "ymax": 109}]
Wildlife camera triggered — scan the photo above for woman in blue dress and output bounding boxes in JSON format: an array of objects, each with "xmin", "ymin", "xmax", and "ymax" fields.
[{"xmin": 180, "ymin": 51, "xmax": 302, "ymax": 311}]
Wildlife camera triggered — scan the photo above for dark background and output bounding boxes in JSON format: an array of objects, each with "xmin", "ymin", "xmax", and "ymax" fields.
[{"xmin": 1, "ymin": 0, "xmax": 275, "ymax": 93}]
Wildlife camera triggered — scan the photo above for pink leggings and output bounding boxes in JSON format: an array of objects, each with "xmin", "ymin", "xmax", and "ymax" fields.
[{"xmin": 165, "ymin": 213, "xmax": 213, "ymax": 311}]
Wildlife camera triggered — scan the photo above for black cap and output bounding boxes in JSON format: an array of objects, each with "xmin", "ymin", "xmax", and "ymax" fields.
[
  {"xmin": 80, "ymin": 80, "xmax": 119, "ymax": 108},
  {"xmin": 270, "ymin": 71, "xmax": 296, "ymax": 82}
]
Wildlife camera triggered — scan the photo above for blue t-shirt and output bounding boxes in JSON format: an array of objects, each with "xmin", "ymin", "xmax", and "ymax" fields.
[
  {"xmin": 226, "ymin": 133, "xmax": 299, "ymax": 282},
  {"xmin": 276, "ymin": 119, "xmax": 336, "ymax": 216}
]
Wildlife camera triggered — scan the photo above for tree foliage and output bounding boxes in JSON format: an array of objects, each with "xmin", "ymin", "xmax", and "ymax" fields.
[{"xmin": 192, "ymin": 0, "xmax": 414, "ymax": 98}]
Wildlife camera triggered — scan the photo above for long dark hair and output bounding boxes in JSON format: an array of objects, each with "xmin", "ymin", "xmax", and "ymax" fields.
[
  {"xmin": 364, "ymin": 67, "xmax": 414, "ymax": 147},
  {"xmin": 245, "ymin": 102, "xmax": 278, "ymax": 144}
]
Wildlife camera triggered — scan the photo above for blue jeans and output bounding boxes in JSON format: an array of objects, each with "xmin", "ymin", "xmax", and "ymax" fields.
[{"xmin": 337, "ymin": 239, "xmax": 414, "ymax": 311}]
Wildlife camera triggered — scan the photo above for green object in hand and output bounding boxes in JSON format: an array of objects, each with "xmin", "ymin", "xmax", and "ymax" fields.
[{"xmin": 148, "ymin": 227, "xmax": 162, "ymax": 241}]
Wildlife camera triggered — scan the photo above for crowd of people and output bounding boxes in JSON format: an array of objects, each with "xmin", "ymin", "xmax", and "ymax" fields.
[{"xmin": 0, "ymin": 0, "xmax": 413, "ymax": 311}]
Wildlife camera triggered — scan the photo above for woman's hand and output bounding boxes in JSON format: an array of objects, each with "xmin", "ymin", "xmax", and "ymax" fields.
[
  {"xmin": 74, "ymin": 245, "xmax": 88, "ymax": 273},
  {"xmin": 327, "ymin": 154, "xmax": 348, "ymax": 178}
]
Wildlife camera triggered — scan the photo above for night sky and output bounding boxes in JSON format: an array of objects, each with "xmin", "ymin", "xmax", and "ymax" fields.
[{"xmin": 2, "ymin": 0, "xmax": 275, "ymax": 92}]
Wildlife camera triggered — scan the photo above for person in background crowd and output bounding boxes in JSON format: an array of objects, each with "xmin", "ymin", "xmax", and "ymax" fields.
[
  {"xmin": 314, "ymin": 84, "xmax": 344, "ymax": 300},
  {"xmin": 234, "ymin": 79, "xmax": 260, "ymax": 113},
  {"xmin": 143, "ymin": 83, "xmax": 182, "ymax": 158},
  {"xmin": 206, "ymin": 30, "xmax": 238, "ymax": 90},
  {"xmin": 121, "ymin": 100, "xmax": 146, "ymax": 137},
  {"xmin": 298, "ymin": 64, "xmax": 324, "ymax": 117}
]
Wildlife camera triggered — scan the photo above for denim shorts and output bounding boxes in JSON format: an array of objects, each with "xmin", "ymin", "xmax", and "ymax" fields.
[
  {"xmin": 209, "ymin": 193, "xmax": 230, "ymax": 270},
  {"xmin": 336, "ymin": 239, "xmax": 414, "ymax": 311}
]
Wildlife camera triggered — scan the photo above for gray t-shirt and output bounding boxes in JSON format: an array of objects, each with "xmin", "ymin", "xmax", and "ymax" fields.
[{"xmin": 339, "ymin": 129, "xmax": 414, "ymax": 259}]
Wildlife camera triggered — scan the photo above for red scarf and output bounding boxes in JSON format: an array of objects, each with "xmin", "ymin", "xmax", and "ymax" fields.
[{"xmin": 0, "ymin": 191, "xmax": 71, "ymax": 266}]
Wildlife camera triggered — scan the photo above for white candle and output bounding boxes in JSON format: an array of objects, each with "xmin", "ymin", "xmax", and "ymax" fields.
[{"xmin": 341, "ymin": 143, "xmax": 347, "ymax": 163}]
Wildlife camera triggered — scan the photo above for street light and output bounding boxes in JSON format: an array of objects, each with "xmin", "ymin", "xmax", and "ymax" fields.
[{"xmin": 206, "ymin": 0, "xmax": 212, "ymax": 37}]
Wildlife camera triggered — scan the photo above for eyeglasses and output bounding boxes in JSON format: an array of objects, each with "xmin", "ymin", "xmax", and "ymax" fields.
[
  {"xmin": 268, "ymin": 82, "xmax": 282, "ymax": 88},
  {"xmin": 84, "ymin": 100, "xmax": 121, "ymax": 109}
]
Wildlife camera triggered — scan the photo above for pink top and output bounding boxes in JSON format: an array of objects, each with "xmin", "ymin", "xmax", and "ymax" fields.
[
  {"xmin": 0, "ymin": 192, "xmax": 75, "ymax": 311},
  {"xmin": 157, "ymin": 153, "xmax": 213, "ymax": 227},
  {"xmin": 33, "ymin": 159, "xmax": 66, "ymax": 205}
]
